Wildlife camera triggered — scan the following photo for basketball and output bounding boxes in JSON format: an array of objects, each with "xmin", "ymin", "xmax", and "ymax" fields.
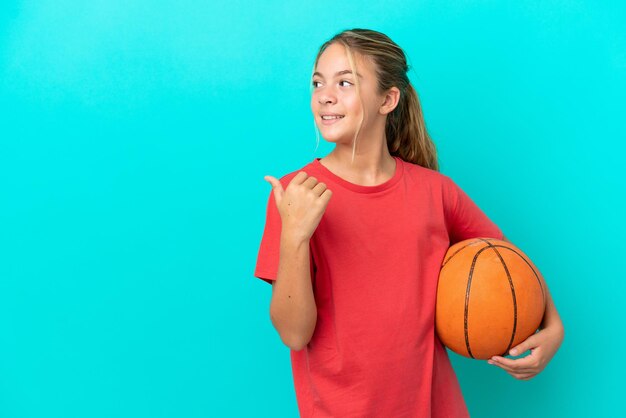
[{"xmin": 435, "ymin": 238, "xmax": 546, "ymax": 360}]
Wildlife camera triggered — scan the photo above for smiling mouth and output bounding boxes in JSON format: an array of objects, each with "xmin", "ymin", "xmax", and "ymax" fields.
[{"xmin": 320, "ymin": 115, "xmax": 344, "ymax": 125}]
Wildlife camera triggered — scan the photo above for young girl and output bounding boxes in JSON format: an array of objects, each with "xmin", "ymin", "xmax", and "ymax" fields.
[{"xmin": 254, "ymin": 28, "xmax": 564, "ymax": 418}]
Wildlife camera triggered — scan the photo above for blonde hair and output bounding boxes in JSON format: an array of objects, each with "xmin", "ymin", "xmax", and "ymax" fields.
[{"xmin": 310, "ymin": 28, "xmax": 439, "ymax": 171}]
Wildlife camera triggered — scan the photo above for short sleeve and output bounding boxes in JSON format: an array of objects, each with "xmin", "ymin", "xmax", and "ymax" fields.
[
  {"xmin": 254, "ymin": 190, "xmax": 282, "ymax": 285},
  {"xmin": 442, "ymin": 175, "xmax": 504, "ymax": 245},
  {"xmin": 253, "ymin": 189, "xmax": 316, "ymax": 286}
]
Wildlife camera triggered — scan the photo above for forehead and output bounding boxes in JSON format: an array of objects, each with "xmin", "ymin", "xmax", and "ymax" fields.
[{"xmin": 315, "ymin": 42, "xmax": 375, "ymax": 77}]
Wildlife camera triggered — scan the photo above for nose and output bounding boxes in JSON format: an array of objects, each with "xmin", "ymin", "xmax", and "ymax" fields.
[{"xmin": 318, "ymin": 90, "xmax": 336, "ymax": 105}]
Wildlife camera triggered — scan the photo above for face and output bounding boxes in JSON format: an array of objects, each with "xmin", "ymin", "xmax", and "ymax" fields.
[{"xmin": 311, "ymin": 42, "xmax": 384, "ymax": 145}]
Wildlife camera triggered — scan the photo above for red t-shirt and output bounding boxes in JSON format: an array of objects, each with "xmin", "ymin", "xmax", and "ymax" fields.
[{"xmin": 254, "ymin": 155, "xmax": 503, "ymax": 418}]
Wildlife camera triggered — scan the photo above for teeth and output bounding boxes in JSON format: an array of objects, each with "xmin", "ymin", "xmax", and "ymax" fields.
[{"xmin": 322, "ymin": 115, "xmax": 344, "ymax": 120}]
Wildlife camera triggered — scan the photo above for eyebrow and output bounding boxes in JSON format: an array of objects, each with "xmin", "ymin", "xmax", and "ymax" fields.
[{"xmin": 312, "ymin": 69, "xmax": 363, "ymax": 79}]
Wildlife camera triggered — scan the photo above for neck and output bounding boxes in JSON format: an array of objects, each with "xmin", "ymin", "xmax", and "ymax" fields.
[{"xmin": 322, "ymin": 145, "xmax": 396, "ymax": 186}]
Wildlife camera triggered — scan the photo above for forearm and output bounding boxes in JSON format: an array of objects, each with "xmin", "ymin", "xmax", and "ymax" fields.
[{"xmin": 269, "ymin": 231, "xmax": 317, "ymax": 351}]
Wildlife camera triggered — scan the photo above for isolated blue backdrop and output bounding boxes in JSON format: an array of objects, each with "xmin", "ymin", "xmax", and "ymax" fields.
[{"xmin": 1, "ymin": 1, "xmax": 624, "ymax": 417}]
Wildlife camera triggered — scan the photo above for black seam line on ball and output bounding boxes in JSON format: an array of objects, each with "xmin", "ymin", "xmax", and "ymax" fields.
[
  {"xmin": 494, "ymin": 245, "xmax": 546, "ymax": 306},
  {"xmin": 441, "ymin": 238, "xmax": 498, "ymax": 269},
  {"xmin": 477, "ymin": 238, "xmax": 518, "ymax": 357},
  {"xmin": 442, "ymin": 239, "xmax": 543, "ymax": 358},
  {"xmin": 464, "ymin": 250, "xmax": 479, "ymax": 359},
  {"xmin": 464, "ymin": 239, "xmax": 517, "ymax": 359},
  {"xmin": 472, "ymin": 243, "xmax": 546, "ymax": 313}
]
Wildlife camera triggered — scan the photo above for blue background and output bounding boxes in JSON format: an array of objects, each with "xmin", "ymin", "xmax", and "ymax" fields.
[{"xmin": 1, "ymin": 1, "xmax": 624, "ymax": 417}]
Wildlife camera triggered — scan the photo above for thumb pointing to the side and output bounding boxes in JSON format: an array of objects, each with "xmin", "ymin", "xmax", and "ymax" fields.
[{"xmin": 264, "ymin": 175, "xmax": 284, "ymax": 205}]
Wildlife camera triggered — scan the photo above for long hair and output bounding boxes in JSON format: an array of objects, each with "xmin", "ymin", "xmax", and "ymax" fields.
[{"xmin": 310, "ymin": 28, "xmax": 439, "ymax": 171}]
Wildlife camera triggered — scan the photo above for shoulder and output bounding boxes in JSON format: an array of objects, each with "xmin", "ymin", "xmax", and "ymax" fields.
[{"xmin": 399, "ymin": 158, "xmax": 451, "ymax": 187}]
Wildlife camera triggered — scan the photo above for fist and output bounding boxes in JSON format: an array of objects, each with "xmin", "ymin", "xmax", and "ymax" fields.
[{"xmin": 264, "ymin": 171, "xmax": 332, "ymax": 241}]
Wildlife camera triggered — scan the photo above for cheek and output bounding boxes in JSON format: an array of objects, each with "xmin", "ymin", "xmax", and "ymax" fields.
[
  {"xmin": 310, "ymin": 95, "xmax": 319, "ymax": 111},
  {"xmin": 343, "ymin": 94, "xmax": 362, "ymax": 113},
  {"xmin": 359, "ymin": 95, "xmax": 379, "ymax": 118}
]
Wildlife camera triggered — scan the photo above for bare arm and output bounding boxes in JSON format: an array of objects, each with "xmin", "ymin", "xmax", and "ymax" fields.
[
  {"xmin": 263, "ymin": 171, "xmax": 329, "ymax": 351},
  {"xmin": 269, "ymin": 231, "xmax": 317, "ymax": 351},
  {"xmin": 539, "ymin": 280, "xmax": 564, "ymax": 334},
  {"xmin": 502, "ymin": 235, "xmax": 564, "ymax": 336}
]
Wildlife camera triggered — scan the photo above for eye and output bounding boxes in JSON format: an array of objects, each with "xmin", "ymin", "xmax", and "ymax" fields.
[{"xmin": 312, "ymin": 80, "xmax": 353, "ymax": 88}]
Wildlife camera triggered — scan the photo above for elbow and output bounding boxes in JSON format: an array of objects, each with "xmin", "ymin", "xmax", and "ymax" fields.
[
  {"xmin": 269, "ymin": 309, "xmax": 315, "ymax": 351},
  {"xmin": 277, "ymin": 330, "xmax": 311, "ymax": 351},
  {"xmin": 557, "ymin": 321, "xmax": 565, "ymax": 340},
  {"xmin": 287, "ymin": 338, "xmax": 309, "ymax": 351},
  {"xmin": 288, "ymin": 324, "xmax": 316, "ymax": 351}
]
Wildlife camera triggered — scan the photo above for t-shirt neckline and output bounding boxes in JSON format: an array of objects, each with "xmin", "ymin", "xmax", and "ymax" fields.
[{"xmin": 312, "ymin": 155, "xmax": 404, "ymax": 194}]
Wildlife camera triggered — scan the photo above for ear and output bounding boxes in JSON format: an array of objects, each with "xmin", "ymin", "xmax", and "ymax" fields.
[{"xmin": 379, "ymin": 86, "xmax": 401, "ymax": 115}]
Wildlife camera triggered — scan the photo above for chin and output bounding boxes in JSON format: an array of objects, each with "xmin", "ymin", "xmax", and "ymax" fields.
[
  {"xmin": 317, "ymin": 129, "xmax": 342, "ymax": 140},
  {"xmin": 317, "ymin": 129, "xmax": 353, "ymax": 144},
  {"xmin": 320, "ymin": 136, "xmax": 354, "ymax": 147}
]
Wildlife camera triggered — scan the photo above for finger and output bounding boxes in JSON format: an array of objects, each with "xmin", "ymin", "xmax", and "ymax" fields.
[
  {"xmin": 509, "ymin": 333, "xmax": 540, "ymax": 356},
  {"xmin": 291, "ymin": 171, "xmax": 310, "ymax": 185},
  {"xmin": 489, "ymin": 361, "xmax": 535, "ymax": 374},
  {"xmin": 507, "ymin": 370, "xmax": 536, "ymax": 381},
  {"xmin": 515, "ymin": 373, "xmax": 536, "ymax": 381},
  {"xmin": 264, "ymin": 175, "xmax": 280, "ymax": 188},
  {"xmin": 488, "ymin": 358, "xmax": 535, "ymax": 373},
  {"xmin": 303, "ymin": 176, "xmax": 319, "ymax": 188},
  {"xmin": 491, "ymin": 352, "xmax": 537, "ymax": 370},
  {"xmin": 319, "ymin": 188, "xmax": 333, "ymax": 206},
  {"xmin": 312, "ymin": 182, "xmax": 328, "ymax": 196},
  {"xmin": 264, "ymin": 175, "xmax": 284, "ymax": 200}
]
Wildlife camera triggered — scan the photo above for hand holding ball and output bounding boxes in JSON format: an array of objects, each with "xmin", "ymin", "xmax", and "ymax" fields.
[{"xmin": 435, "ymin": 238, "xmax": 546, "ymax": 359}]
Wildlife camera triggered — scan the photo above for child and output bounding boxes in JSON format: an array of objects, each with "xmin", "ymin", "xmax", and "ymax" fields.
[{"xmin": 254, "ymin": 28, "xmax": 564, "ymax": 418}]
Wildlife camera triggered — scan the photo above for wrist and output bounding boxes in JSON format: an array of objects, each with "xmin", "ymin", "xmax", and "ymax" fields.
[{"xmin": 281, "ymin": 228, "xmax": 310, "ymax": 248}]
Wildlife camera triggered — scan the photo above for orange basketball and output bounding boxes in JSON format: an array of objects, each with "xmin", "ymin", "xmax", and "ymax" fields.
[{"xmin": 435, "ymin": 238, "xmax": 546, "ymax": 360}]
